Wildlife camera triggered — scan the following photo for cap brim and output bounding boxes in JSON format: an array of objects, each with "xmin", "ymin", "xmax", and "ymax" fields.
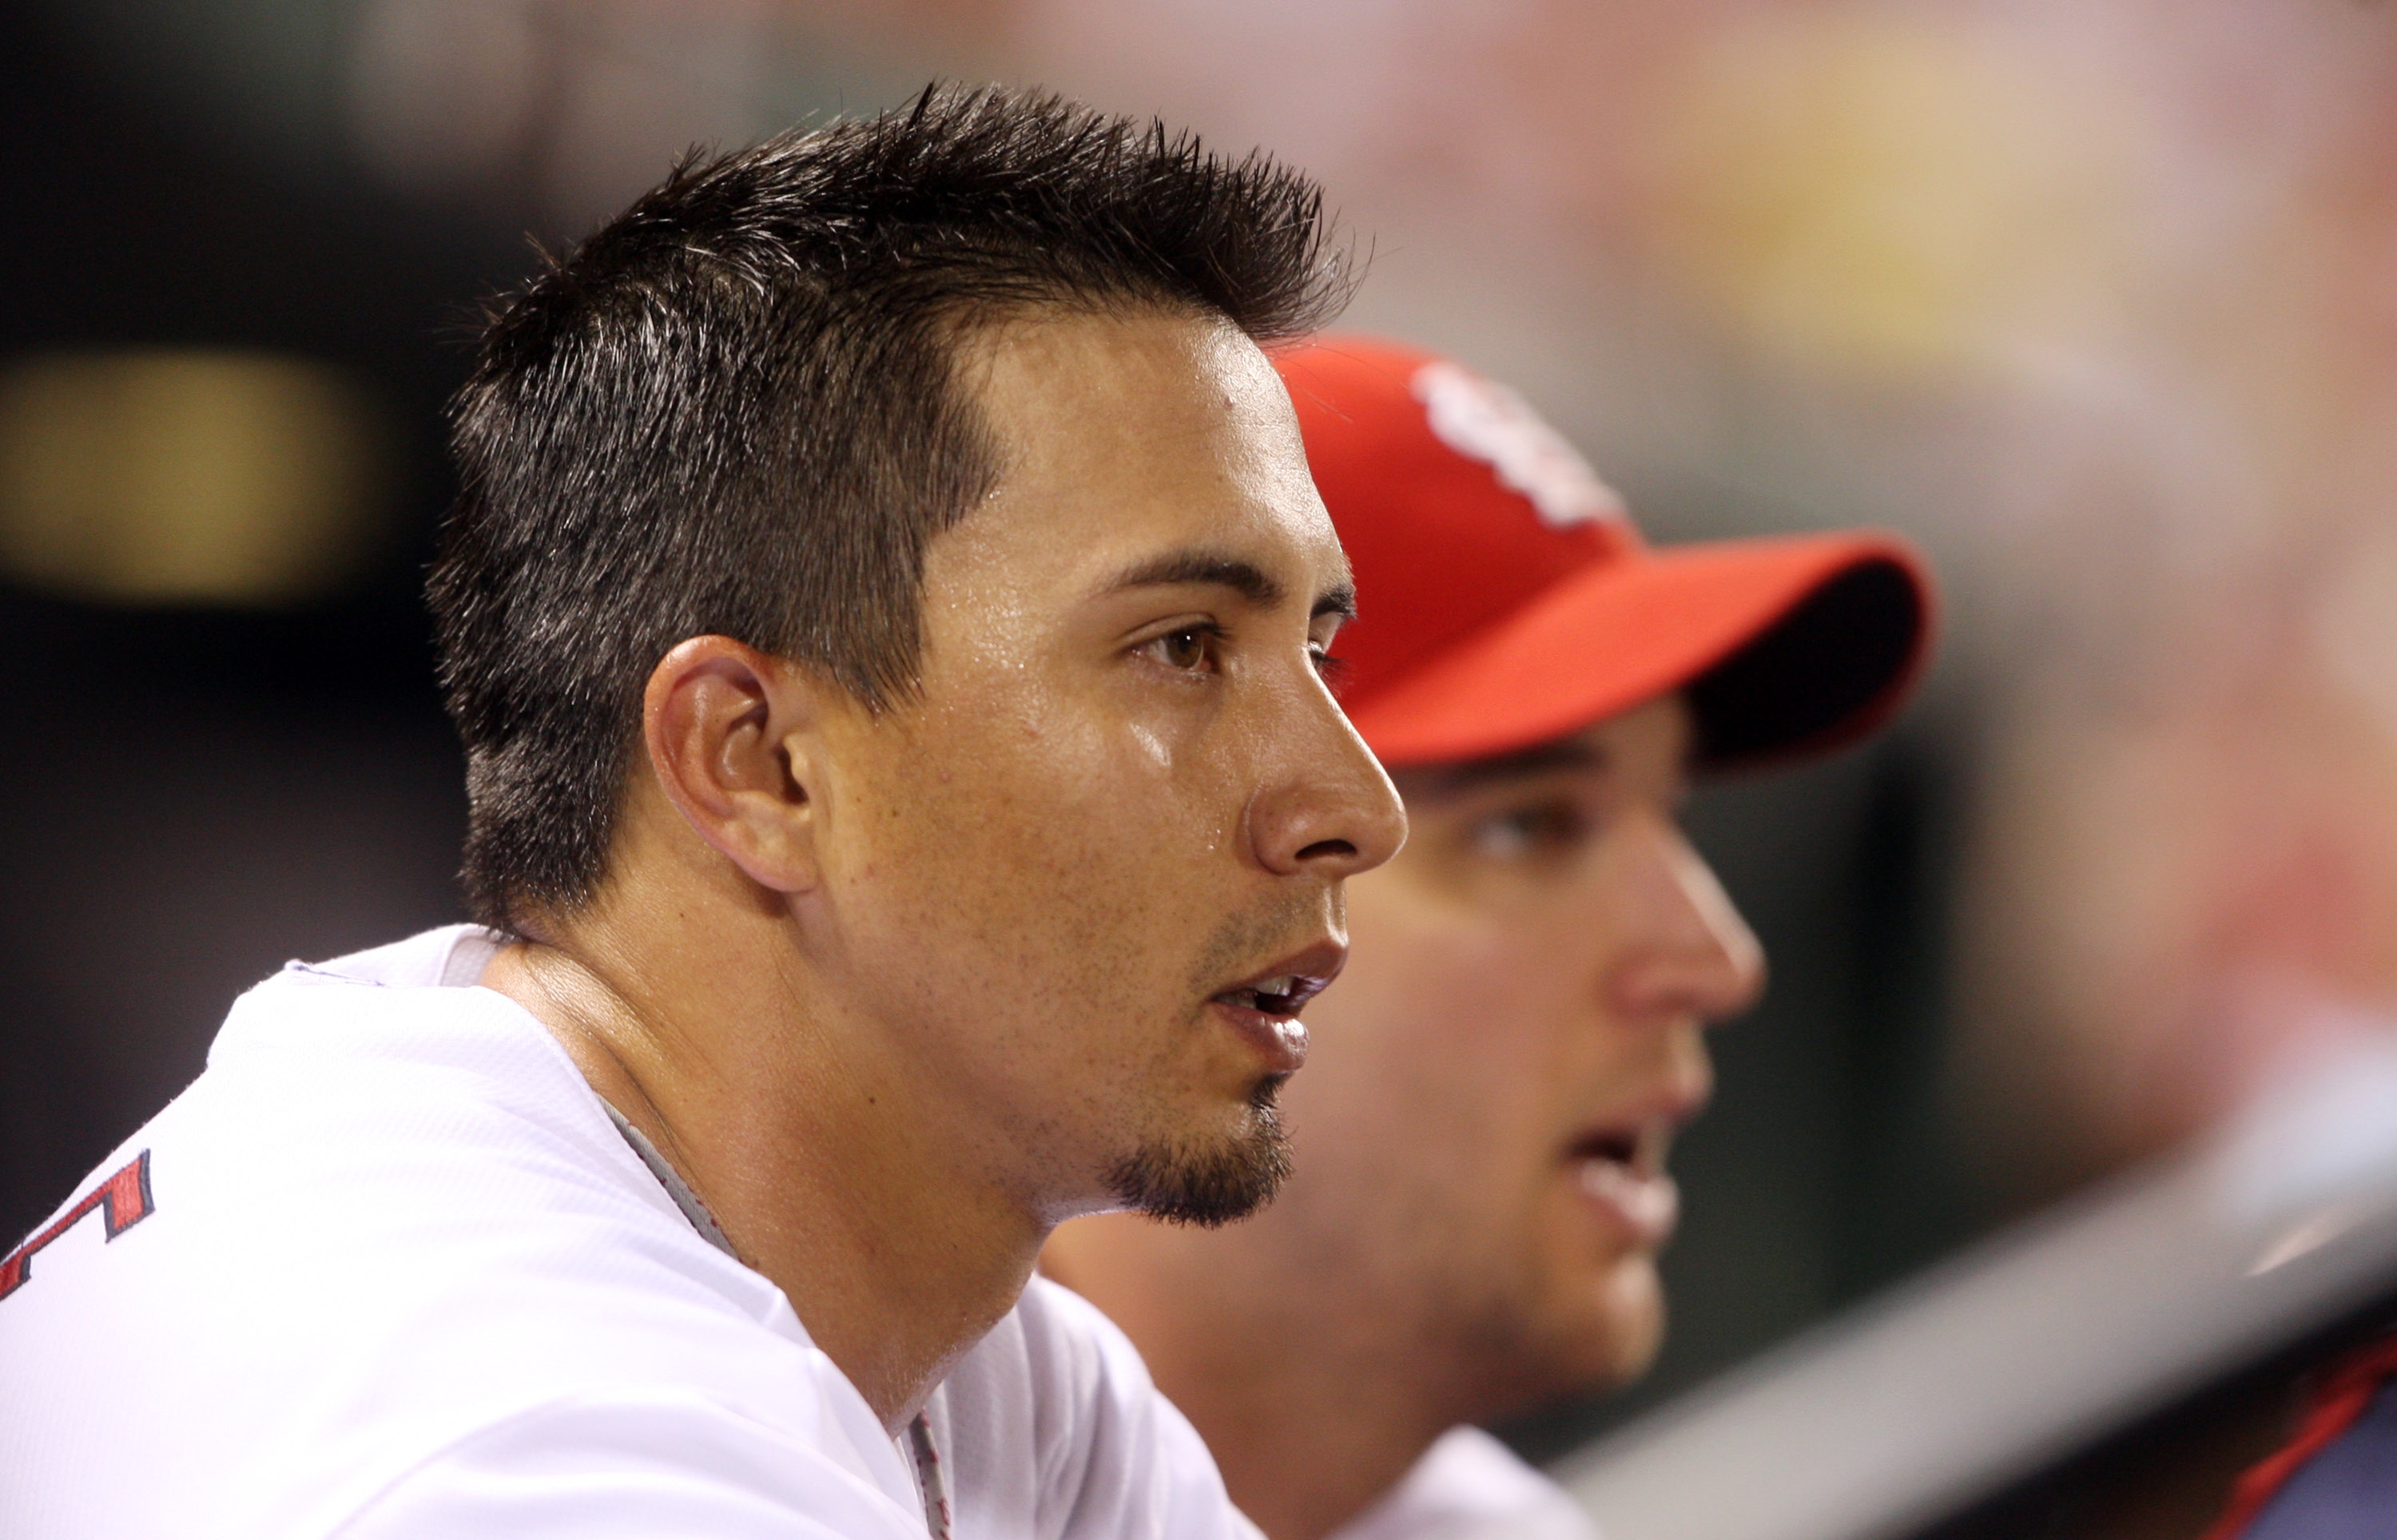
[{"xmin": 1344, "ymin": 531, "xmax": 1934, "ymax": 770}]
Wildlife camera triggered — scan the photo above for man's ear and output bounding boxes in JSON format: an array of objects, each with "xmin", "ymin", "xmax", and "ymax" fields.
[{"xmin": 641, "ymin": 635, "xmax": 837, "ymax": 895}]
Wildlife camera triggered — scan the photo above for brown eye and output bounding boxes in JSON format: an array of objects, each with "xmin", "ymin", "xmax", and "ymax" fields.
[{"xmin": 1145, "ymin": 626, "xmax": 1216, "ymax": 672}]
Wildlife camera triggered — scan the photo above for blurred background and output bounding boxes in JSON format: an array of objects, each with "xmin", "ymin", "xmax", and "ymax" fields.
[{"xmin": 8, "ymin": 0, "xmax": 2397, "ymax": 1498}]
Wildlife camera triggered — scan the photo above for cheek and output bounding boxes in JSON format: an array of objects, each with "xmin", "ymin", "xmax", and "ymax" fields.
[
  {"xmin": 973, "ymin": 678, "xmax": 1233, "ymax": 856},
  {"xmin": 843, "ymin": 689, "xmax": 1236, "ymax": 1032},
  {"xmin": 880, "ymin": 687, "xmax": 1129, "ymax": 867},
  {"xmin": 1290, "ymin": 907, "xmax": 1561, "ymax": 1195},
  {"xmin": 1338, "ymin": 896, "xmax": 1579, "ymax": 1086}
]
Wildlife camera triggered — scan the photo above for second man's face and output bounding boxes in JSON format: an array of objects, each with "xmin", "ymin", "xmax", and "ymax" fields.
[
  {"xmin": 1263, "ymin": 694, "xmax": 1767, "ymax": 1413},
  {"xmin": 809, "ymin": 307, "xmax": 1406, "ymax": 1230}
]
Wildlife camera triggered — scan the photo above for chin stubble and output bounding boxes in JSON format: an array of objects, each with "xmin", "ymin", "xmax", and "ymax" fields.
[{"xmin": 1103, "ymin": 1079, "xmax": 1294, "ymax": 1227}]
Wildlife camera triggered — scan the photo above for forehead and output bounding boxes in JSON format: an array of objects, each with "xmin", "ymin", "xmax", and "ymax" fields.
[{"xmin": 939, "ymin": 308, "xmax": 1342, "ymax": 596}]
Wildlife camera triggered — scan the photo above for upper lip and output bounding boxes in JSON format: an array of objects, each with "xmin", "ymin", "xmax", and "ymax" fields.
[{"xmin": 1209, "ymin": 938, "xmax": 1347, "ymax": 1017}]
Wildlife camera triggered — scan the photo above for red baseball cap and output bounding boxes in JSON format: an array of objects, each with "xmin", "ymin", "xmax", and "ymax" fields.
[{"xmin": 1276, "ymin": 336, "xmax": 1935, "ymax": 769}]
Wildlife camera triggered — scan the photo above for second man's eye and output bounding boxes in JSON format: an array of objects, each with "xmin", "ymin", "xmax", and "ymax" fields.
[{"xmin": 1469, "ymin": 801, "xmax": 1588, "ymax": 861}]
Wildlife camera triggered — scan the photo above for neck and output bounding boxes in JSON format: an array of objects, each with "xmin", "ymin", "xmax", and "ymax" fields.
[
  {"xmin": 484, "ymin": 882, "xmax": 1043, "ymax": 1436},
  {"xmin": 1044, "ymin": 1216, "xmax": 1462, "ymax": 1540}
]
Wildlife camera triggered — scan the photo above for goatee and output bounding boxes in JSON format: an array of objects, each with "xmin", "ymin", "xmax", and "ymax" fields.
[{"xmin": 1103, "ymin": 1081, "xmax": 1292, "ymax": 1227}]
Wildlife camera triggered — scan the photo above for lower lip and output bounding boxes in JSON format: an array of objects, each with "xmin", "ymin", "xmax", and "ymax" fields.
[
  {"xmin": 1207, "ymin": 998, "xmax": 1310, "ymax": 1075},
  {"xmin": 1572, "ymin": 1157, "xmax": 1679, "ymax": 1248}
]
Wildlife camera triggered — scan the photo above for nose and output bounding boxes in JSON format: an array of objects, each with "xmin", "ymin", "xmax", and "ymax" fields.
[
  {"xmin": 1245, "ymin": 698, "xmax": 1408, "ymax": 881},
  {"xmin": 1607, "ymin": 812, "xmax": 1767, "ymax": 1026}
]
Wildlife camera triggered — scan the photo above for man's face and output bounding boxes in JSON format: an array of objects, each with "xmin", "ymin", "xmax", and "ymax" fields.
[
  {"xmin": 1247, "ymin": 695, "xmax": 1764, "ymax": 1414},
  {"xmin": 808, "ymin": 308, "xmax": 1404, "ymax": 1228}
]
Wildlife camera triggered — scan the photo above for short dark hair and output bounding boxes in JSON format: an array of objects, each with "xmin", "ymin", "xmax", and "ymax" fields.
[{"xmin": 430, "ymin": 84, "xmax": 1351, "ymax": 931}]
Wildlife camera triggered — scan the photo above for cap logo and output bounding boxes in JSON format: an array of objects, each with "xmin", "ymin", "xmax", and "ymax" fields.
[{"xmin": 1410, "ymin": 361, "xmax": 1628, "ymax": 530}]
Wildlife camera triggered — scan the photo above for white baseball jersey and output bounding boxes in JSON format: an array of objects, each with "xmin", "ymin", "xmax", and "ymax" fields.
[
  {"xmin": 0, "ymin": 926, "xmax": 1257, "ymax": 1540},
  {"xmin": 1328, "ymin": 1427, "xmax": 1597, "ymax": 1540}
]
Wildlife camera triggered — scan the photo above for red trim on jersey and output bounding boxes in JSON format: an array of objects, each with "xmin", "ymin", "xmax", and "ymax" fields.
[
  {"xmin": 0, "ymin": 1151, "xmax": 155, "ymax": 1300},
  {"xmin": 2204, "ymin": 1331, "xmax": 2397, "ymax": 1540}
]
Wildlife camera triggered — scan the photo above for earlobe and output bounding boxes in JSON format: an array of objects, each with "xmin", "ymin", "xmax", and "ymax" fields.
[{"xmin": 642, "ymin": 636, "xmax": 826, "ymax": 895}]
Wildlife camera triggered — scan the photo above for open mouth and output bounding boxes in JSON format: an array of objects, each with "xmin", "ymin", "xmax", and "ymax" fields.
[
  {"xmin": 1565, "ymin": 1120, "xmax": 1682, "ymax": 1246},
  {"xmin": 1568, "ymin": 1124, "xmax": 1656, "ymax": 1175},
  {"xmin": 1205, "ymin": 943, "xmax": 1345, "ymax": 1074},
  {"xmin": 1207, "ymin": 937, "xmax": 1345, "ymax": 1022},
  {"xmin": 1210, "ymin": 975, "xmax": 1317, "ymax": 1018}
]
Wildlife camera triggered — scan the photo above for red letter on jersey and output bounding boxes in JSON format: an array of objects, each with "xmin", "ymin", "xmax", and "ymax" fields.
[{"xmin": 0, "ymin": 1151, "xmax": 154, "ymax": 1300}]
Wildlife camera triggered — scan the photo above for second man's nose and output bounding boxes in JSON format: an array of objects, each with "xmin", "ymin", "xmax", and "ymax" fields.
[{"xmin": 1607, "ymin": 814, "xmax": 1767, "ymax": 1025}]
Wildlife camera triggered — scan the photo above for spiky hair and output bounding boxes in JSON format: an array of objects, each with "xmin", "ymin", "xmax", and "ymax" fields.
[{"xmin": 430, "ymin": 85, "xmax": 1351, "ymax": 929}]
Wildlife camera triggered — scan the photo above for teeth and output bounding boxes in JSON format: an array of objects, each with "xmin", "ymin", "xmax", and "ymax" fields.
[{"xmin": 1217, "ymin": 977, "xmax": 1298, "ymax": 1012}]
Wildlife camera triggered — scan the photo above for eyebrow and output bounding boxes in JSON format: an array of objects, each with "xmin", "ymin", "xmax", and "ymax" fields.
[
  {"xmin": 1100, "ymin": 549, "xmax": 1357, "ymax": 621},
  {"xmin": 1396, "ymin": 739, "xmax": 1610, "ymax": 798}
]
